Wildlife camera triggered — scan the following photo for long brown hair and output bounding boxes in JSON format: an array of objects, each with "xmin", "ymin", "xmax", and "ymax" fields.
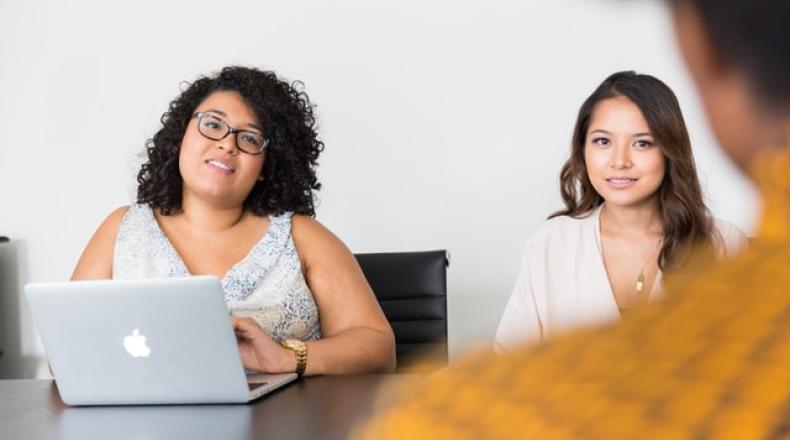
[{"xmin": 551, "ymin": 71, "xmax": 715, "ymax": 272}]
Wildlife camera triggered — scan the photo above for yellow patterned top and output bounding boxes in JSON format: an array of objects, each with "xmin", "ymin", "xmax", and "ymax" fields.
[{"xmin": 357, "ymin": 149, "xmax": 790, "ymax": 439}]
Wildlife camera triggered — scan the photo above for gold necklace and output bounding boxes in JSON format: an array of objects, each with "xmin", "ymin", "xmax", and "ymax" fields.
[{"xmin": 635, "ymin": 238, "xmax": 662, "ymax": 295}]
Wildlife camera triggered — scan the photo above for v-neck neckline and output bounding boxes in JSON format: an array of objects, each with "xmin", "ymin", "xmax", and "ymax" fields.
[
  {"xmin": 146, "ymin": 206, "xmax": 275, "ymax": 284},
  {"xmin": 592, "ymin": 204, "xmax": 663, "ymax": 317}
]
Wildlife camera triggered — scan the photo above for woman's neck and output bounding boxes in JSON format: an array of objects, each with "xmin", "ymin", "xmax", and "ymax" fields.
[
  {"xmin": 178, "ymin": 194, "xmax": 246, "ymax": 232},
  {"xmin": 600, "ymin": 199, "xmax": 663, "ymax": 238}
]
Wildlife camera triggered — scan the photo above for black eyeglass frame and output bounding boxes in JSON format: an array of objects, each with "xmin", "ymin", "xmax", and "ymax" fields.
[{"xmin": 192, "ymin": 112, "xmax": 270, "ymax": 155}]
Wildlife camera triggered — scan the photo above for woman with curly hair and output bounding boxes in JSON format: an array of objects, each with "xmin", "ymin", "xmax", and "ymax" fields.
[
  {"xmin": 71, "ymin": 66, "xmax": 396, "ymax": 375},
  {"xmin": 494, "ymin": 71, "xmax": 747, "ymax": 351}
]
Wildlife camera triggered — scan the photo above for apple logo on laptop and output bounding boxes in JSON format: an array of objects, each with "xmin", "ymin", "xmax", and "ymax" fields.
[{"xmin": 123, "ymin": 329, "xmax": 151, "ymax": 358}]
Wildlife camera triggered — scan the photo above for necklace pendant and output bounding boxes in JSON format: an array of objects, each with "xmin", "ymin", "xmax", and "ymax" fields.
[{"xmin": 636, "ymin": 272, "xmax": 645, "ymax": 294}]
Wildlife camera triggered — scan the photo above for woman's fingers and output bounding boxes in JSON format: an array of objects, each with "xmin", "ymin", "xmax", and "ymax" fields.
[
  {"xmin": 231, "ymin": 317, "xmax": 276, "ymax": 364},
  {"xmin": 231, "ymin": 317, "xmax": 260, "ymax": 336},
  {"xmin": 229, "ymin": 317, "xmax": 289, "ymax": 373},
  {"xmin": 237, "ymin": 339, "xmax": 261, "ymax": 370}
]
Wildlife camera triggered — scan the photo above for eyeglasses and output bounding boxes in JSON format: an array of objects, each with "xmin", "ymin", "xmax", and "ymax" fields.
[{"xmin": 192, "ymin": 112, "xmax": 269, "ymax": 155}]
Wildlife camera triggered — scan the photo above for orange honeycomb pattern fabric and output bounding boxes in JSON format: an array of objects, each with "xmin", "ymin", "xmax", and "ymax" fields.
[{"xmin": 357, "ymin": 149, "xmax": 790, "ymax": 439}]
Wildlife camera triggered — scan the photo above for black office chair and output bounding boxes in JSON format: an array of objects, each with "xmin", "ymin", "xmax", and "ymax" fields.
[{"xmin": 355, "ymin": 250, "xmax": 449, "ymax": 372}]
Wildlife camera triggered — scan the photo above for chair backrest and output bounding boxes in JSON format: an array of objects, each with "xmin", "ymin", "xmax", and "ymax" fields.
[{"xmin": 355, "ymin": 250, "xmax": 449, "ymax": 371}]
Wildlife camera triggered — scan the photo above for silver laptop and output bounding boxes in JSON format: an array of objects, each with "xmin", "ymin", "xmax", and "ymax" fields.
[{"xmin": 25, "ymin": 276, "xmax": 297, "ymax": 405}]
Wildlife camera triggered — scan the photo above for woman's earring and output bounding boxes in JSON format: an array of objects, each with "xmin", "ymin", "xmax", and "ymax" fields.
[{"xmin": 257, "ymin": 175, "xmax": 265, "ymax": 182}]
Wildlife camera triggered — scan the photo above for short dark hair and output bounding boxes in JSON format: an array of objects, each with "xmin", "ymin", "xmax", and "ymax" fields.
[
  {"xmin": 137, "ymin": 66, "xmax": 324, "ymax": 216},
  {"xmin": 670, "ymin": 0, "xmax": 790, "ymax": 111}
]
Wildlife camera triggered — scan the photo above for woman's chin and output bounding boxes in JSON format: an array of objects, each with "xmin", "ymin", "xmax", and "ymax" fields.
[
  {"xmin": 187, "ymin": 186, "xmax": 246, "ymax": 207},
  {"xmin": 601, "ymin": 193, "xmax": 658, "ymax": 210}
]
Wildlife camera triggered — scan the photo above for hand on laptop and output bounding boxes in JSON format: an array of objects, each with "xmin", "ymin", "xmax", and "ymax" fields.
[{"xmin": 231, "ymin": 317, "xmax": 296, "ymax": 374}]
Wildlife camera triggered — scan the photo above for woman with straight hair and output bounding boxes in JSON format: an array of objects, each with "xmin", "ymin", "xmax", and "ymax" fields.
[{"xmin": 494, "ymin": 71, "xmax": 746, "ymax": 351}]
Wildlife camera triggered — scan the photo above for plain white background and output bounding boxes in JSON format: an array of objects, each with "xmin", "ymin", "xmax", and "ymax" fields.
[{"xmin": 0, "ymin": 0, "xmax": 758, "ymax": 377}]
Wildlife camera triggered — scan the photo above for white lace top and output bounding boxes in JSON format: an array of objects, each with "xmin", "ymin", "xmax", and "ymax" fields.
[{"xmin": 112, "ymin": 204, "xmax": 322, "ymax": 342}]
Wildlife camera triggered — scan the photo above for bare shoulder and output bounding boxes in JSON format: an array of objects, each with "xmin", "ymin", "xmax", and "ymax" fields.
[
  {"xmin": 290, "ymin": 215, "xmax": 353, "ymax": 264},
  {"xmin": 90, "ymin": 206, "xmax": 131, "ymax": 245},
  {"xmin": 94, "ymin": 206, "xmax": 131, "ymax": 241},
  {"xmin": 106, "ymin": 205, "xmax": 131, "ymax": 226},
  {"xmin": 291, "ymin": 215, "xmax": 346, "ymax": 246},
  {"xmin": 71, "ymin": 206, "xmax": 131, "ymax": 280}
]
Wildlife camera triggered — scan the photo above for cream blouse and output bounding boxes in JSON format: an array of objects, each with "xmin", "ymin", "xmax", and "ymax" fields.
[{"xmin": 494, "ymin": 206, "xmax": 748, "ymax": 352}]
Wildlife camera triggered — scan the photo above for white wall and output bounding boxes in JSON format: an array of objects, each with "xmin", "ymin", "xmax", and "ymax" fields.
[{"xmin": 0, "ymin": 0, "xmax": 758, "ymax": 376}]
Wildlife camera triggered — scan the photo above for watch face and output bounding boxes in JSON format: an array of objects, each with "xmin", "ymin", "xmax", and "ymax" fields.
[
  {"xmin": 284, "ymin": 339, "xmax": 306, "ymax": 351},
  {"xmin": 282, "ymin": 339, "xmax": 307, "ymax": 376}
]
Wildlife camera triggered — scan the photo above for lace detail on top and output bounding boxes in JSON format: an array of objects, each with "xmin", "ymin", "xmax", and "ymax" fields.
[{"xmin": 112, "ymin": 204, "xmax": 322, "ymax": 342}]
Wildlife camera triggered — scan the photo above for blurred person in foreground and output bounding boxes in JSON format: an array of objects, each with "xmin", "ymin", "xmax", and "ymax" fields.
[{"xmin": 357, "ymin": 0, "xmax": 790, "ymax": 437}]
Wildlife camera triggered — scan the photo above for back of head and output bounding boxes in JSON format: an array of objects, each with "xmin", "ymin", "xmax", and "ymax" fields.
[{"xmin": 670, "ymin": 0, "xmax": 790, "ymax": 113}]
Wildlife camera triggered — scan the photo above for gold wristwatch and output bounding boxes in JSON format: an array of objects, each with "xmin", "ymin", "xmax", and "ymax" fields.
[{"xmin": 281, "ymin": 339, "xmax": 307, "ymax": 377}]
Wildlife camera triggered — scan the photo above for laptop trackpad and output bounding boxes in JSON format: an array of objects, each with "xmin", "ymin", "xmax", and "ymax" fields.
[
  {"xmin": 246, "ymin": 373, "xmax": 298, "ymax": 398},
  {"xmin": 248, "ymin": 382, "xmax": 267, "ymax": 392}
]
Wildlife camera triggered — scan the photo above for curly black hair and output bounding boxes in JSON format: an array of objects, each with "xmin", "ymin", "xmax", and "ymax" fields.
[{"xmin": 137, "ymin": 66, "xmax": 323, "ymax": 216}]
